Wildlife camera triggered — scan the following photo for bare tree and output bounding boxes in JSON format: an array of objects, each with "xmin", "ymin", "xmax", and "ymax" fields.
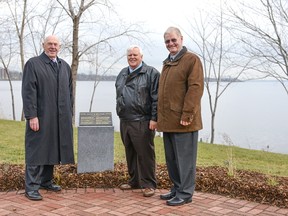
[
  {"xmin": 229, "ymin": 0, "xmax": 288, "ymax": 94},
  {"xmin": 0, "ymin": 0, "xmax": 25, "ymax": 120},
  {"xmin": 6, "ymin": 0, "xmax": 27, "ymax": 72},
  {"xmin": 1, "ymin": 0, "xmax": 65, "ymax": 121},
  {"xmin": 86, "ymin": 43, "xmax": 125, "ymax": 112},
  {"xmin": 0, "ymin": 28, "xmax": 17, "ymax": 120},
  {"xmin": 56, "ymin": 0, "xmax": 149, "ymax": 122},
  {"xmin": 5, "ymin": 0, "xmax": 28, "ymax": 121},
  {"xmin": 185, "ymin": 6, "xmax": 249, "ymax": 144},
  {"xmin": 56, "ymin": 0, "xmax": 110, "ymax": 122},
  {"xmin": 0, "ymin": 0, "xmax": 152, "ymax": 123},
  {"xmin": 26, "ymin": 1, "xmax": 65, "ymax": 56}
]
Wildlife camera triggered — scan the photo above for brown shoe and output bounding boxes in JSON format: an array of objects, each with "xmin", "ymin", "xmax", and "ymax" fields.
[
  {"xmin": 143, "ymin": 188, "xmax": 155, "ymax": 197},
  {"xmin": 119, "ymin": 183, "xmax": 132, "ymax": 190}
]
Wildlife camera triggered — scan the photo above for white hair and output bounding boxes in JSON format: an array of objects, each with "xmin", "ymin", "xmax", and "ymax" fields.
[{"xmin": 127, "ymin": 45, "xmax": 143, "ymax": 56}]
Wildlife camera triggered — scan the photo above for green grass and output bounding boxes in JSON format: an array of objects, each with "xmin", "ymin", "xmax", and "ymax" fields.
[{"xmin": 1, "ymin": 119, "xmax": 288, "ymax": 177}]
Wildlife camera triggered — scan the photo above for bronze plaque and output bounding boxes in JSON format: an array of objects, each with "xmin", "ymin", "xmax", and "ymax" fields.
[{"xmin": 79, "ymin": 112, "xmax": 112, "ymax": 126}]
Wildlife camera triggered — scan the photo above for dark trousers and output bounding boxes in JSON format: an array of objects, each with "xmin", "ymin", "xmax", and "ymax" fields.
[
  {"xmin": 163, "ymin": 131, "xmax": 198, "ymax": 199},
  {"xmin": 25, "ymin": 165, "xmax": 54, "ymax": 192},
  {"xmin": 120, "ymin": 120, "xmax": 157, "ymax": 189}
]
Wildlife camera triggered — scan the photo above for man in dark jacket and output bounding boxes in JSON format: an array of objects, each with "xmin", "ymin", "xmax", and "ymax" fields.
[
  {"xmin": 22, "ymin": 35, "xmax": 74, "ymax": 201},
  {"xmin": 115, "ymin": 45, "xmax": 160, "ymax": 197},
  {"xmin": 157, "ymin": 27, "xmax": 204, "ymax": 206}
]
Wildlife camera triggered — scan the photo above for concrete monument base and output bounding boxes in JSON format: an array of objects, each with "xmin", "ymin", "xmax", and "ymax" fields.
[{"xmin": 77, "ymin": 126, "xmax": 114, "ymax": 173}]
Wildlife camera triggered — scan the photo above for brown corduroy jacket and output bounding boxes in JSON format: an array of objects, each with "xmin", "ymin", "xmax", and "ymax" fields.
[{"xmin": 157, "ymin": 46, "xmax": 204, "ymax": 132}]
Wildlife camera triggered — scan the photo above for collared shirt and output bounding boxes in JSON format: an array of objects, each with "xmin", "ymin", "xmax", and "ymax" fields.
[
  {"xmin": 44, "ymin": 52, "xmax": 57, "ymax": 63},
  {"xmin": 51, "ymin": 58, "xmax": 58, "ymax": 70},
  {"xmin": 129, "ymin": 62, "xmax": 143, "ymax": 73},
  {"xmin": 170, "ymin": 47, "xmax": 183, "ymax": 61},
  {"xmin": 170, "ymin": 55, "xmax": 176, "ymax": 61}
]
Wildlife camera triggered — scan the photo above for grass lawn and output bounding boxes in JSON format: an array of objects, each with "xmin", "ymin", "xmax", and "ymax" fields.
[{"xmin": 1, "ymin": 119, "xmax": 288, "ymax": 177}]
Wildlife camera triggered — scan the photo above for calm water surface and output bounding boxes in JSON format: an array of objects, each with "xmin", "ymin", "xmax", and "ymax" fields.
[{"xmin": 0, "ymin": 80, "xmax": 287, "ymax": 154}]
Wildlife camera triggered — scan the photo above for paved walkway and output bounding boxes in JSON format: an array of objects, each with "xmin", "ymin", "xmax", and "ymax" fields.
[{"xmin": 0, "ymin": 188, "xmax": 287, "ymax": 216}]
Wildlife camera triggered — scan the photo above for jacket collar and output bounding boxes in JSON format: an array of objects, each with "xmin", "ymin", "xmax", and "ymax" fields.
[
  {"xmin": 125, "ymin": 62, "xmax": 148, "ymax": 75},
  {"xmin": 40, "ymin": 52, "xmax": 61, "ymax": 64},
  {"xmin": 163, "ymin": 46, "xmax": 187, "ymax": 64}
]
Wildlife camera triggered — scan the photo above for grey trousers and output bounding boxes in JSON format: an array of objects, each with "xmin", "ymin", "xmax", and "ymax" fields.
[
  {"xmin": 163, "ymin": 131, "xmax": 198, "ymax": 199},
  {"xmin": 25, "ymin": 165, "xmax": 54, "ymax": 192},
  {"xmin": 120, "ymin": 120, "xmax": 157, "ymax": 189}
]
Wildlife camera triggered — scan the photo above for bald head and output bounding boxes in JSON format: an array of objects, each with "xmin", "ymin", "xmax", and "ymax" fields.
[{"xmin": 43, "ymin": 35, "xmax": 61, "ymax": 59}]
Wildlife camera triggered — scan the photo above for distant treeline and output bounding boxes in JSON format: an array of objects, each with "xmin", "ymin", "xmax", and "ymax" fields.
[
  {"xmin": 77, "ymin": 73, "xmax": 117, "ymax": 81},
  {"xmin": 0, "ymin": 69, "xmax": 117, "ymax": 81},
  {"xmin": 0, "ymin": 69, "xmax": 241, "ymax": 82}
]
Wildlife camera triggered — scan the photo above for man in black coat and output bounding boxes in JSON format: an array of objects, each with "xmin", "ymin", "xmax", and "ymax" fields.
[
  {"xmin": 22, "ymin": 35, "xmax": 75, "ymax": 201},
  {"xmin": 115, "ymin": 45, "xmax": 160, "ymax": 197}
]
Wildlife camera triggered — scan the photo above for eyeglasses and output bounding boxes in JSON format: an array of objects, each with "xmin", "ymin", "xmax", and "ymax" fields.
[{"xmin": 165, "ymin": 38, "xmax": 177, "ymax": 44}]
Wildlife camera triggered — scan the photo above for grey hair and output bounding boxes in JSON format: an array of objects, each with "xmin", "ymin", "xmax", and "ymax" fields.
[
  {"xmin": 127, "ymin": 45, "xmax": 143, "ymax": 56},
  {"xmin": 164, "ymin": 27, "xmax": 182, "ymax": 37}
]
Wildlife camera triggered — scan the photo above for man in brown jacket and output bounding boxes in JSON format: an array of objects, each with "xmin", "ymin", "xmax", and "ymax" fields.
[{"xmin": 157, "ymin": 27, "xmax": 204, "ymax": 206}]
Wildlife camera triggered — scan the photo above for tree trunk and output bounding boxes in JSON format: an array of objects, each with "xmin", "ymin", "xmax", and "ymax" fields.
[
  {"xmin": 210, "ymin": 112, "xmax": 215, "ymax": 144},
  {"xmin": 4, "ymin": 68, "xmax": 16, "ymax": 120},
  {"xmin": 71, "ymin": 17, "xmax": 80, "ymax": 124}
]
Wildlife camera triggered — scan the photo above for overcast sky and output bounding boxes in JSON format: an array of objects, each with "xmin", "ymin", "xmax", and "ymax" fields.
[
  {"xmin": 110, "ymin": 0, "xmax": 224, "ymax": 72},
  {"xmin": 0, "ymin": 0, "xmax": 236, "ymax": 74}
]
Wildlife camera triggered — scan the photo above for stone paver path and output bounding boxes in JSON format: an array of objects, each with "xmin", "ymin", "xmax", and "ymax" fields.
[{"xmin": 0, "ymin": 188, "xmax": 287, "ymax": 215}]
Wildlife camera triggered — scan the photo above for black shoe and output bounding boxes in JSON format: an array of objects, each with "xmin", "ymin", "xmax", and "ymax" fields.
[
  {"xmin": 166, "ymin": 196, "xmax": 192, "ymax": 206},
  {"xmin": 160, "ymin": 192, "xmax": 175, "ymax": 200},
  {"xmin": 40, "ymin": 184, "xmax": 61, "ymax": 192},
  {"xmin": 25, "ymin": 190, "xmax": 43, "ymax": 201}
]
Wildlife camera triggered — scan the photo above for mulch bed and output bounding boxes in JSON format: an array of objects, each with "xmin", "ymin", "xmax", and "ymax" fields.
[{"xmin": 0, "ymin": 163, "xmax": 287, "ymax": 208}]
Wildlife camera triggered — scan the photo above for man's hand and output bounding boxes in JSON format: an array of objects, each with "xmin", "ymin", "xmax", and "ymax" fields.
[
  {"xmin": 180, "ymin": 120, "xmax": 191, "ymax": 126},
  {"xmin": 149, "ymin": 120, "xmax": 157, "ymax": 130},
  {"xmin": 29, "ymin": 117, "xmax": 39, "ymax": 131}
]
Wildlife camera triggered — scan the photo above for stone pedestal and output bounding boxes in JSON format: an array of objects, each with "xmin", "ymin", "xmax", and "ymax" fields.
[{"xmin": 77, "ymin": 112, "xmax": 114, "ymax": 173}]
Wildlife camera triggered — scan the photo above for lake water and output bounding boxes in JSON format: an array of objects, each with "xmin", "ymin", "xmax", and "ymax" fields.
[{"xmin": 1, "ymin": 80, "xmax": 288, "ymax": 155}]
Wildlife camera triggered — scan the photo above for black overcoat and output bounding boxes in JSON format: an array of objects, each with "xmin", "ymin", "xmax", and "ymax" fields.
[{"xmin": 22, "ymin": 52, "xmax": 75, "ymax": 165}]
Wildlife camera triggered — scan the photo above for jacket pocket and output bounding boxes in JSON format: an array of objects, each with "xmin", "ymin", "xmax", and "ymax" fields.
[
  {"xmin": 170, "ymin": 103, "xmax": 182, "ymax": 113},
  {"xmin": 116, "ymin": 96, "xmax": 125, "ymax": 116},
  {"xmin": 137, "ymin": 84, "xmax": 150, "ymax": 114}
]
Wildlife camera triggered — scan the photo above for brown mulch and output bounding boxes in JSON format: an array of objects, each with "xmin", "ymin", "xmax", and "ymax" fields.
[{"xmin": 0, "ymin": 163, "xmax": 287, "ymax": 208}]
